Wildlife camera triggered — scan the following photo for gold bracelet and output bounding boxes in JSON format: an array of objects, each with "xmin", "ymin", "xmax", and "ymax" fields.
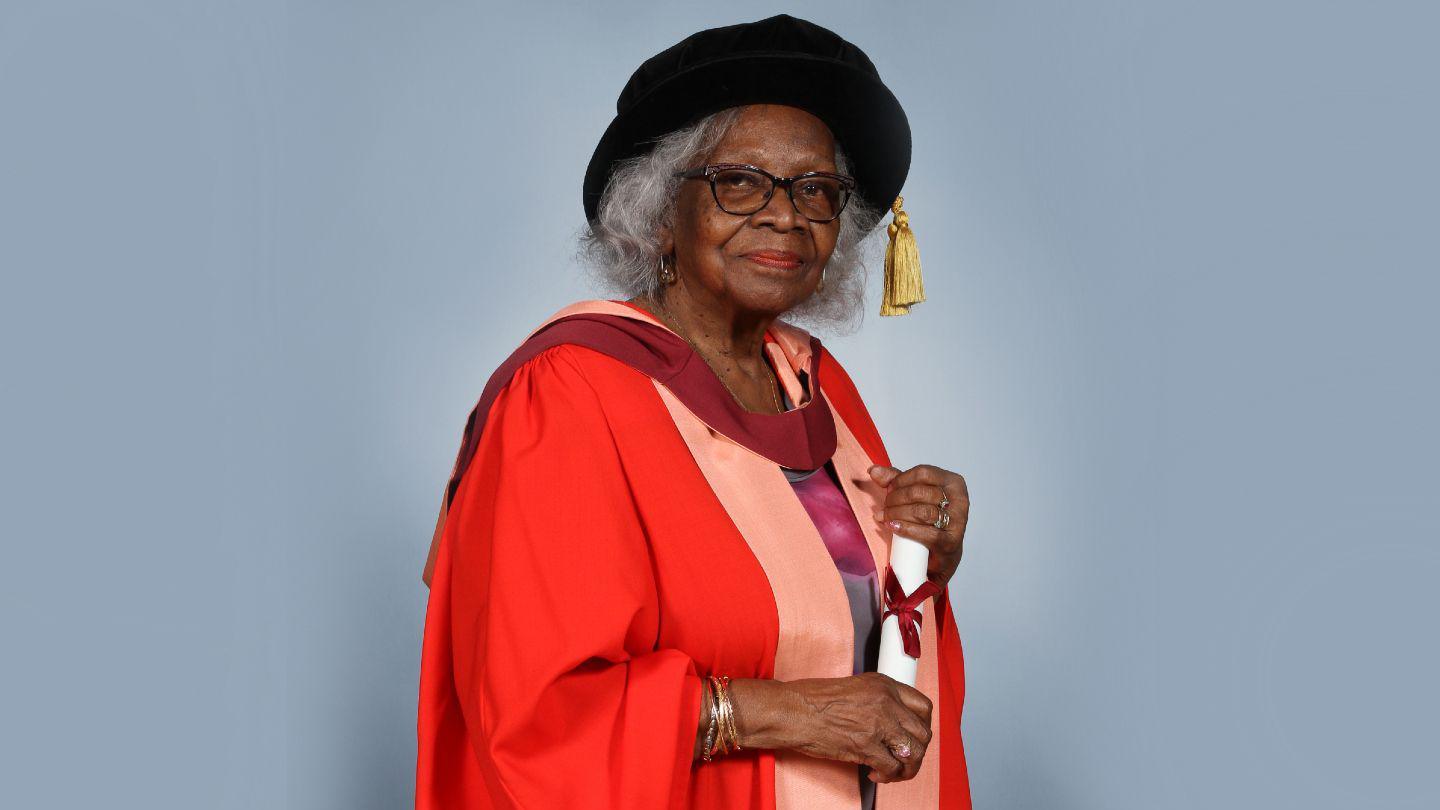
[
  {"xmin": 709, "ymin": 676, "xmax": 728, "ymax": 755},
  {"xmin": 710, "ymin": 675, "xmax": 741, "ymax": 755},
  {"xmin": 715, "ymin": 677, "xmax": 731, "ymax": 754},
  {"xmin": 719, "ymin": 676, "xmax": 742, "ymax": 752}
]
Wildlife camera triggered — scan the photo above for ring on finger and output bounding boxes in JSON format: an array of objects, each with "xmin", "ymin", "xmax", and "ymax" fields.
[
  {"xmin": 888, "ymin": 736, "xmax": 913, "ymax": 759},
  {"xmin": 932, "ymin": 488, "xmax": 951, "ymax": 530}
]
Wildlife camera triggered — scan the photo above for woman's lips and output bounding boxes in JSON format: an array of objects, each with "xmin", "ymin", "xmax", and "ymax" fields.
[{"xmin": 742, "ymin": 250, "xmax": 804, "ymax": 270}]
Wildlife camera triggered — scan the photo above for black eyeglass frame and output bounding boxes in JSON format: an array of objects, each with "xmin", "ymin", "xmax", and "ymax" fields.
[{"xmin": 673, "ymin": 163, "xmax": 858, "ymax": 223}]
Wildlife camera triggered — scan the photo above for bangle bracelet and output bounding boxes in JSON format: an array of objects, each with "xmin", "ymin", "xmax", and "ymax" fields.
[
  {"xmin": 714, "ymin": 676, "xmax": 728, "ymax": 755},
  {"xmin": 721, "ymin": 677, "xmax": 742, "ymax": 752},
  {"xmin": 696, "ymin": 677, "xmax": 720, "ymax": 760},
  {"xmin": 701, "ymin": 679, "xmax": 718, "ymax": 763},
  {"xmin": 704, "ymin": 675, "xmax": 743, "ymax": 761},
  {"xmin": 710, "ymin": 675, "xmax": 741, "ymax": 755},
  {"xmin": 709, "ymin": 676, "xmax": 728, "ymax": 756}
]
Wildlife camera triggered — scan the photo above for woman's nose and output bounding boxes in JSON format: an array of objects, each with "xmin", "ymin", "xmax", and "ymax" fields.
[{"xmin": 750, "ymin": 186, "xmax": 808, "ymax": 232}]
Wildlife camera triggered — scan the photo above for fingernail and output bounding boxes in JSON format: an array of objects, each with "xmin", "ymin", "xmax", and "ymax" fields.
[{"xmin": 872, "ymin": 510, "xmax": 883, "ymax": 521}]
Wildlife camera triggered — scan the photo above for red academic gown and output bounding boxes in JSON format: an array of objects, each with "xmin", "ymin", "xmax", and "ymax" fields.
[{"xmin": 415, "ymin": 299, "xmax": 971, "ymax": 809}]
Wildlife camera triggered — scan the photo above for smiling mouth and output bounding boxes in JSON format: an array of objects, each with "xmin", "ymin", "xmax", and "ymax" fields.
[{"xmin": 743, "ymin": 252, "xmax": 804, "ymax": 270}]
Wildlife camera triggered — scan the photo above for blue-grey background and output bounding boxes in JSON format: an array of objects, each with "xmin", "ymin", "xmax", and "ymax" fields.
[{"xmin": 3, "ymin": 1, "xmax": 1435, "ymax": 807}]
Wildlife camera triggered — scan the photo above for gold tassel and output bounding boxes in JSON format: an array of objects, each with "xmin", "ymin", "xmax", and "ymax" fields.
[{"xmin": 881, "ymin": 196, "xmax": 926, "ymax": 316}]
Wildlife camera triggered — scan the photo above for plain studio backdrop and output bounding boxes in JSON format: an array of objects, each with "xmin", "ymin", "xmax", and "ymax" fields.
[{"xmin": 2, "ymin": 1, "xmax": 1436, "ymax": 808}]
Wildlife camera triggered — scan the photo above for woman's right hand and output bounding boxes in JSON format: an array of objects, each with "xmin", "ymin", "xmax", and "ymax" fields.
[{"xmin": 728, "ymin": 674, "xmax": 934, "ymax": 783}]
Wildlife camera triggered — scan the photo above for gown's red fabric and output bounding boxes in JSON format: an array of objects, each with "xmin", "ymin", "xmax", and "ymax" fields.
[{"xmin": 416, "ymin": 300, "xmax": 971, "ymax": 809}]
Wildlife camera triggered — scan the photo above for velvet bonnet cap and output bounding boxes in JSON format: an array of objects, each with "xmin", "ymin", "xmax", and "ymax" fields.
[{"xmin": 582, "ymin": 14, "xmax": 912, "ymax": 226}]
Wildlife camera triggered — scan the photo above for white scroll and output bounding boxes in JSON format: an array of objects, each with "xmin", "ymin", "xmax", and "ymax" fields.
[{"xmin": 876, "ymin": 533, "xmax": 933, "ymax": 687}]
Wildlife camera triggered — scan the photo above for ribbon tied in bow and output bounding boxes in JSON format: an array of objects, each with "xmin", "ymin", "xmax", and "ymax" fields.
[{"xmin": 881, "ymin": 567, "xmax": 942, "ymax": 658}]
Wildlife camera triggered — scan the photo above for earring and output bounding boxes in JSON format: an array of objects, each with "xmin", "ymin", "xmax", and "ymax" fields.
[
  {"xmin": 658, "ymin": 254, "xmax": 677, "ymax": 284},
  {"xmin": 816, "ymin": 265, "xmax": 826, "ymax": 293}
]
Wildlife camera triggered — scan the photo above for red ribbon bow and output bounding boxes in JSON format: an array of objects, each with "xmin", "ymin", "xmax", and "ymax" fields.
[{"xmin": 881, "ymin": 567, "xmax": 942, "ymax": 659}]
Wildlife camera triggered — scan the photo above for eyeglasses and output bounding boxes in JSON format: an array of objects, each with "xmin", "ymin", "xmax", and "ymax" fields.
[{"xmin": 673, "ymin": 163, "xmax": 856, "ymax": 223}]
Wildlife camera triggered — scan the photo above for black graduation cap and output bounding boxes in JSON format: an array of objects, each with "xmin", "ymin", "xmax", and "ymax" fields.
[{"xmin": 583, "ymin": 14, "xmax": 926, "ymax": 316}]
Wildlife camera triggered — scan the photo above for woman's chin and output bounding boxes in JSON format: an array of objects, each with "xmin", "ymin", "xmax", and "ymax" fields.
[{"xmin": 725, "ymin": 265, "xmax": 818, "ymax": 311}]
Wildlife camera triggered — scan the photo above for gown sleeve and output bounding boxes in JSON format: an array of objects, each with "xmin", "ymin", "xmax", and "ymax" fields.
[
  {"xmin": 442, "ymin": 343, "xmax": 705, "ymax": 808},
  {"xmin": 933, "ymin": 583, "xmax": 973, "ymax": 807}
]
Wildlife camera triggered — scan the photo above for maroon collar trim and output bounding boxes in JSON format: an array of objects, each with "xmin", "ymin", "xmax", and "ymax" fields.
[{"xmin": 442, "ymin": 310, "xmax": 837, "ymax": 510}]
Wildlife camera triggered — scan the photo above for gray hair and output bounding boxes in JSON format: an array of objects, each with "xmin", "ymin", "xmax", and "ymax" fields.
[{"xmin": 576, "ymin": 106, "xmax": 885, "ymax": 336}]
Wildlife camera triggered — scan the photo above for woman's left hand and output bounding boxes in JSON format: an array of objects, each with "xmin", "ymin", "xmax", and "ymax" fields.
[{"xmin": 868, "ymin": 464, "xmax": 970, "ymax": 588}]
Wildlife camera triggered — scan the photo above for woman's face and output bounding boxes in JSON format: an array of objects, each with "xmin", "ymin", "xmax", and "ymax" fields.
[{"xmin": 661, "ymin": 104, "xmax": 842, "ymax": 319}]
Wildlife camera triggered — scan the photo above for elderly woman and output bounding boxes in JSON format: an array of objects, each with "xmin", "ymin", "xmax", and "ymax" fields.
[{"xmin": 416, "ymin": 14, "xmax": 971, "ymax": 810}]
